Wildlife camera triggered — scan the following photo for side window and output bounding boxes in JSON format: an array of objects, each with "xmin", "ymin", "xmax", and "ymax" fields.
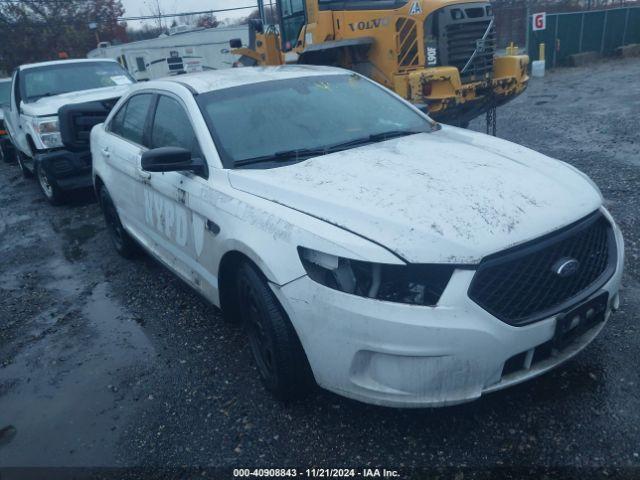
[
  {"xmin": 150, "ymin": 96, "xmax": 200, "ymax": 156},
  {"xmin": 135, "ymin": 57, "xmax": 147, "ymax": 72},
  {"xmin": 110, "ymin": 103, "xmax": 127, "ymax": 137},
  {"xmin": 113, "ymin": 94, "xmax": 153, "ymax": 145}
]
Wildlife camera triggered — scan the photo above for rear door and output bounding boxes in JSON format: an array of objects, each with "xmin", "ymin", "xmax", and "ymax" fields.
[{"xmin": 101, "ymin": 93, "xmax": 155, "ymax": 242}]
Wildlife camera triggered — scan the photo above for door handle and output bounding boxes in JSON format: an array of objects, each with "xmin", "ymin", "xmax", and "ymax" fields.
[{"xmin": 101, "ymin": 147, "xmax": 110, "ymax": 158}]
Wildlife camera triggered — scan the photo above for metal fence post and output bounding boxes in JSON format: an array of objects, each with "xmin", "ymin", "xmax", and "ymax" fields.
[
  {"xmin": 600, "ymin": 9, "xmax": 608, "ymax": 54},
  {"xmin": 578, "ymin": 12, "xmax": 585, "ymax": 53},
  {"xmin": 553, "ymin": 15, "xmax": 559, "ymax": 68},
  {"xmin": 622, "ymin": 7, "xmax": 630, "ymax": 46}
]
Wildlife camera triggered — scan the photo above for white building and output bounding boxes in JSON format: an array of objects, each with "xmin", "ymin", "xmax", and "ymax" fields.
[{"xmin": 88, "ymin": 25, "xmax": 249, "ymax": 81}]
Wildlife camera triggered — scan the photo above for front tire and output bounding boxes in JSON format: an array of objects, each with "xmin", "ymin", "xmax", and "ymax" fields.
[
  {"xmin": 99, "ymin": 186, "xmax": 139, "ymax": 259},
  {"xmin": 236, "ymin": 261, "xmax": 314, "ymax": 401},
  {"xmin": 36, "ymin": 163, "xmax": 65, "ymax": 205}
]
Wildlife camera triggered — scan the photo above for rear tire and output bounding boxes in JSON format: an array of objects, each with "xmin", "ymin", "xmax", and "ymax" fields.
[
  {"xmin": 17, "ymin": 151, "xmax": 33, "ymax": 178},
  {"xmin": 236, "ymin": 261, "xmax": 314, "ymax": 401},
  {"xmin": 99, "ymin": 186, "xmax": 139, "ymax": 259},
  {"xmin": 36, "ymin": 163, "xmax": 65, "ymax": 205}
]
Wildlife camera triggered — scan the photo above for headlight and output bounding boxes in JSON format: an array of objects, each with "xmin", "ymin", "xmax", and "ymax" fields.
[
  {"xmin": 33, "ymin": 116, "xmax": 63, "ymax": 149},
  {"xmin": 298, "ymin": 247, "xmax": 454, "ymax": 306}
]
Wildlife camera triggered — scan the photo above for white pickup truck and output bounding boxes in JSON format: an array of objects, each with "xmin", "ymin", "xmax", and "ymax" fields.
[{"xmin": 2, "ymin": 59, "xmax": 134, "ymax": 204}]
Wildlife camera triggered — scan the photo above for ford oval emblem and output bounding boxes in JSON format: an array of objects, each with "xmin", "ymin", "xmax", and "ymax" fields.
[{"xmin": 552, "ymin": 258, "xmax": 581, "ymax": 278}]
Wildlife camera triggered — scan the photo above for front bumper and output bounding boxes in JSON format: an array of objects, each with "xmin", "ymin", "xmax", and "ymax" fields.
[
  {"xmin": 272, "ymin": 212, "xmax": 624, "ymax": 408},
  {"xmin": 35, "ymin": 149, "xmax": 93, "ymax": 191},
  {"xmin": 396, "ymin": 55, "xmax": 530, "ymax": 126}
]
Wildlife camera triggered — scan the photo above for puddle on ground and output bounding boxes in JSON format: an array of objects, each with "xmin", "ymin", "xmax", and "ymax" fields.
[
  {"xmin": 0, "ymin": 282, "xmax": 154, "ymax": 466},
  {"xmin": 60, "ymin": 224, "xmax": 102, "ymax": 262},
  {"xmin": 0, "ymin": 425, "xmax": 17, "ymax": 446}
]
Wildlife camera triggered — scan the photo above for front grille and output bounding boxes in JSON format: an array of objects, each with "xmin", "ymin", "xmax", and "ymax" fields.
[
  {"xmin": 431, "ymin": 3, "xmax": 496, "ymax": 83},
  {"xmin": 59, "ymin": 97, "xmax": 120, "ymax": 151},
  {"xmin": 445, "ymin": 20, "xmax": 496, "ymax": 81},
  {"xmin": 468, "ymin": 212, "xmax": 616, "ymax": 326}
]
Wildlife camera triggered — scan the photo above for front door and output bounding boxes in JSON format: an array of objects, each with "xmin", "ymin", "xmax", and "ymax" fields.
[
  {"xmin": 6, "ymin": 71, "xmax": 28, "ymax": 155},
  {"xmin": 143, "ymin": 93, "xmax": 218, "ymax": 296}
]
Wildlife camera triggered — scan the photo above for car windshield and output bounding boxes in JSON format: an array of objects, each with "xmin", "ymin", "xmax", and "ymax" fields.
[
  {"xmin": 197, "ymin": 74, "xmax": 435, "ymax": 169},
  {"xmin": 20, "ymin": 62, "xmax": 133, "ymax": 103},
  {"xmin": 0, "ymin": 81, "xmax": 10, "ymax": 107}
]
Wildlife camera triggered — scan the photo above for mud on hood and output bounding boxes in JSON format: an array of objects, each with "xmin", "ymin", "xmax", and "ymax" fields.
[
  {"xmin": 228, "ymin": 126, "xmax": 602, "ymax": 264},
  {"xmin": 21, "ymin": 85, "xmax": 132, "ymax": 117}
]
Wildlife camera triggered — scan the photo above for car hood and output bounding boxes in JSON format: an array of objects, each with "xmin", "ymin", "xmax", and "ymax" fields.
[
  {"xmin": 20, "ymin": 85, "xmax": 132, "ymax": 117},
  {"xmin": 228, "ymin": 126, "xmax": 602, "ymax": 264}
]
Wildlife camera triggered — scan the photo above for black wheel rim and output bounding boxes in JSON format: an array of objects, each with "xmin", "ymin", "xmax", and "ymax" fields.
[
  {"xmin": 103, "ymin": 200, "xmax": 125, "ymax": 250},
  {"xmin": 238, "ymin": 275, "xmax": 276, "ymax": 384}
]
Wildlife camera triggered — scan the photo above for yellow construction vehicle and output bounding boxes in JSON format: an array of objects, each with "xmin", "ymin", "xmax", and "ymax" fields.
[{"xmin": 231, "ymin": 0, "xmax": 529, "ymax": 128}]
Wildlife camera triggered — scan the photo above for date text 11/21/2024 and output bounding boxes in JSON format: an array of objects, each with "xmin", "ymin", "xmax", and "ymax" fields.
[{"xmin": 233, "ymin": 468, "xmax": 401, "ymax": 478}]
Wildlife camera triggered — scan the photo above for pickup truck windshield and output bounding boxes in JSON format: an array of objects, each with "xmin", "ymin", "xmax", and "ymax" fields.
[
  {"xmin": 0, "ymin": 81, "xmax": 10, "ymax": 107},
  {"xmin": 198, "ymin": 74, "xmax": 434, "ymax": 169},
  {"xmin": 20, "ymin": 62, "xmax": 133, "ymax": 103}
]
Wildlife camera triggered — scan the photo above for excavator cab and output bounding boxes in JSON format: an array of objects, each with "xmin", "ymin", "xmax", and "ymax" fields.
[{"xmin": 279, "ymin": 0, "xmax": 307, "ymax": 51}]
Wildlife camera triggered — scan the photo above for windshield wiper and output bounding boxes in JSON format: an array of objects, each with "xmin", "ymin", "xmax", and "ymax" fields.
[
  {"xmin": 235, "ymin": 147, "xmax": 329, "ymax": 167},
  {"xmin": 235, "ymin": 130, "xmax": 426, "ymax": 167},
  {"xmin": 328, "ymin": 129, "xmax": 426, "ymax": 151}
]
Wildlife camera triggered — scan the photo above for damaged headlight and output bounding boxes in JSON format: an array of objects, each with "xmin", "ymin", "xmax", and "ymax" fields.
[
  {"xmin": 33, "ymin": 116, "xmax": 63, "ymax": 149},
  {"xmin": 298, "ymin": 247, "xmax": 454, "ymax": 306}
]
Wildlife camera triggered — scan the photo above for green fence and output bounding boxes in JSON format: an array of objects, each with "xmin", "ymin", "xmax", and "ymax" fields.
[{"xmin": 527, "ymin": 7, "xmax": 640, "ymax": 67}]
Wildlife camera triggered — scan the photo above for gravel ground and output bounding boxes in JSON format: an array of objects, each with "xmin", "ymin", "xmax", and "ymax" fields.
[{"xmin": 0, "ymin": 57, "xmax": 639, "ymax": 475}]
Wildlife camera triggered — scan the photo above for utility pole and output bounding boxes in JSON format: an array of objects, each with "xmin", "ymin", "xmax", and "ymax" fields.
[{"xmin": 525, "ymin": 0, "xmax": 532, "ymax": 54}]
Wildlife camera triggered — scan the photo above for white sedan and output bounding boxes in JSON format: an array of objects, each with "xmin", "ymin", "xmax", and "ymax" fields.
[{"xmin": 90, "ymin": 66, "xmax": 624, "ymax": 407}]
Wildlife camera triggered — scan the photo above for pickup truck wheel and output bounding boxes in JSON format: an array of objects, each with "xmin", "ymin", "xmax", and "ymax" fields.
[
  {"xmin": 99, "ymin": 187, "xmax": 139, "ymax": 259},
  {"xmin": 236, "ymin": 262, "xmax": 314, "ymax": 401},
  {"xmin": 17, "ymin": 152, "xmax": 33, "ymax": 178},
  {"xmin": 36, "ymin": 163, "xmax": 65, "ymax": 205}
]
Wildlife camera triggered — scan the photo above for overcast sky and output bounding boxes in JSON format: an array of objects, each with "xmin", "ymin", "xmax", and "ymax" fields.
[{"xmin": 121, "ymin": 0, "xmax": 260, "ymax": 27}]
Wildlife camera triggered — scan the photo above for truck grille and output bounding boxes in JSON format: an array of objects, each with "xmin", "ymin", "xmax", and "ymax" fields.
[
  {"xmin": 468, "ymin": 212, "xmax": 616, "ymax": 326},
  {"xmin": 446, "ymin": 20, "xmax": 496, "ymax": 81},
  {"xmin": 59, "ymin": 98, "xmax": 120, "ymax": 152},
  {"xmin": 433, "ymin": 3, "xmax": 496, "ymax": 83}
]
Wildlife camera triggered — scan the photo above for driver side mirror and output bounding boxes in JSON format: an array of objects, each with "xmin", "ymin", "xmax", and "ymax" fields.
[{"xmin": 141, "ymin": 147, "xmax": 207, "ymax": 177}]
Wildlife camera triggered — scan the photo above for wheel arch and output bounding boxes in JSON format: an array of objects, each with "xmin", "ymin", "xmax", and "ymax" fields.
[
  {"xmin": 25, "ymin": 134, "xmax": 37, "ymax": 158},
  {"xmin": 218, "ymin": 250, "xmax": 259, "ymax": 323}
]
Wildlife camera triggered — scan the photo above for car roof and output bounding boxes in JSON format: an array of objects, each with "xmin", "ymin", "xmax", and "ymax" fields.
[
  {"xmin": 19, "ymin": 58, "xmax": 120, "ymax": 71},
  {"xmin": 155, "ymin": 65, "xmax": 350, "ymax": 94}
]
